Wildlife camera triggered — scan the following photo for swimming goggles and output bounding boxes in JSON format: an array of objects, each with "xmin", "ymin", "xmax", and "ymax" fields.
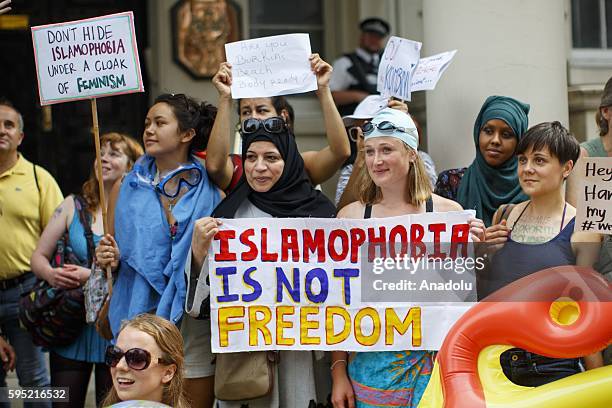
[
  {"xmin": 155, "ymin": 163, "xmax": 202, "ymax": 198},
  {"xmin": 361, "ymin": 120, "xmax": 417, "ymax": 137},
  {"xmin": 241, "ymin": 117, "xmax": 287, "ymax": 135}
]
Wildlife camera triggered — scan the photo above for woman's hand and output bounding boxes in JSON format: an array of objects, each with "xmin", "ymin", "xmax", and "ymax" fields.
[
  {"xmin": 388, "ymin": 98, "xmax": 408, "ymax": 113},
  {"xmin": 0, "ymin": 1, "xmax": 12, "ymax": 15},
  {"xmin": 63, "ymin": 264, "xmax": 92, "ymax": 285},
  {"xmin": 192, "ymin": 217, "xmax": 222, "ymax": 266},
  {"xmin": 310, "ymin": 53, "xmax": 333, "ymax": 89},
  {"xmin": 212, "ymin": 62, "xmax": 233, "ymax": 98},
  {"xmin": 331, "ymin": 367, "xmax": 355, "ymax": 408},
  {"xmin": 0, "ymin": 337, "xmax": 15, "ymax": 372},
  {"xmin": 95, "ymin": 234, "xmax": 120, "ymax": 270},
  {"xmin": 45, "ymin": 267, "xmax": 81, "ymax": 289},
  {"xmin": 468, "ymin": 218, "xmax": 486, "ymax": 243}
]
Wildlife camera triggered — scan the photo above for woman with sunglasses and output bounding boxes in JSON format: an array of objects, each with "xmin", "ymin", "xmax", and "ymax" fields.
[
  {"xmin": 332, "ymin": 108, "xmax": 485, "ymax": 408},
  {"xmin": 435, "ymin": 95, "xmax": 530, "ymax": 226},
  {"xmin": 31, "ymin": 132, "xmax": 143, "ymax": 407},
  {"xmin": 483, "ymin": 121, "xmax": 603, "ymax": 386},
  {"xmin": 188, "ymin": 113, "xmax": 336, "ymax": 407},
  {"xmin": 102, "ymin": 313, "xmax": 188, "ymax": 407},
  {"xmin": 205, "ymin": 54, "xmax": 350, "ymax": 191},
  {"xmin": 95, "ymin": 94, "xmax": 221, "ymax": 407}
]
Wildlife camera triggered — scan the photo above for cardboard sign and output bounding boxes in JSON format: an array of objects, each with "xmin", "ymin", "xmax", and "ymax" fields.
[
  {"xmin": 411, "ymin": 50, "xmax": 457, "ymax": 92},
  {"xmin": 225, "ymin": 33, "xmax": 317, "ymax": 99},
  {"xmin": 575, "ymin": 157, "xmax": 612, "ymax": 233},
  {"xmin": 209, "ymin": 211, "xmax": 479, "ymax": 353},
  {"xmin": 377, "ymin": 36, "xmax": 422, "ymax": 101},
  {"xmin": 31, "ymin": 12, "xmax": 144, "ymax": 105}
]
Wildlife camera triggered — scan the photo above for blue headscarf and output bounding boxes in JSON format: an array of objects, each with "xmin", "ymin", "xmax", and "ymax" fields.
[
  {"xmin": 110, "ymin": 155, "xmax": 220, "ymax": 337},
  {"xmin": 456, "ymin": 95, "xmax": 530, "ymax": 226}
]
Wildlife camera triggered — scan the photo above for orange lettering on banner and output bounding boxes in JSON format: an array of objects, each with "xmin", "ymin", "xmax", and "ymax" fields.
[
  {"xmin": 276, "ymin": 306, "xmax": 295, "ymax": 346},
  {"xmin": 325, "ymin": 306, "xmax": 351, "ymax": 345},
  {"xmin": 249, "ymin": 306, "xmax": 272, "ymax": 346},
  {"xmin": 218, "ymin": 306, "xmax": 245, "ymax": 347},
  {"xmin": 300, "ymin": 306, "xmax": 320, "ymax": 345},
  {"xmin": 385, "ymin": 307, "xmax": 422, "ymax": 346},
  {"xmin": 354, "ymin": 307, "xmax": 381, "ymax": 346}
]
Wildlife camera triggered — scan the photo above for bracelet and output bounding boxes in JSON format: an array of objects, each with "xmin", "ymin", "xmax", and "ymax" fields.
[{"xmin": 330, "ymin": 359, "xmax": 347, "ymax": 371}]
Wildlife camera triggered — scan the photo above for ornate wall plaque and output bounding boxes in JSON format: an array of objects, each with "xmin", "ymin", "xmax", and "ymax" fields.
[{"xmin": 172, "ymin": 0, "xmax": 241, "ymax": 79}]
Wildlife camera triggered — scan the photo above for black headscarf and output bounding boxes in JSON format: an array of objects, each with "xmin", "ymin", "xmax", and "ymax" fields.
[{"xmin": 213, "ymin": 126, "xmax": 336, "ymax": 219}]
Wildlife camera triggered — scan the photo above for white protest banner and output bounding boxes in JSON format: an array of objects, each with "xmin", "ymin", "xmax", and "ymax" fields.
[
  {"xmin": 31, "ymin": 11, "xmax": 144, "ymax": 105},
  {"xmin": 377, "ymin": 36, "xmax": 422, "ymax": 101},
  {"xmin": 209, "ymin": 211, "xmax": 479, "ymax": 353},
  {"xmin": 575, "ymin": 157, "xmax": 612, "ymax": 233},
  {"xmin": 411, "ymin": 50, "xmax": 457, "ymax": 92},
  {"xmin": 225, "ymin": 33, "xmax": 317, "ymax": 99}
]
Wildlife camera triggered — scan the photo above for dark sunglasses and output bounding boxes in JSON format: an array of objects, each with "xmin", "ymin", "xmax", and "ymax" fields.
[
  {"xmin": 241, "ymin": 117, "xmax": 286, "ymax": 135},
  {"xmin": 361, "ymin": 120, "xmax": 415, "ymax": 137},
  {"xmin": 105, "ymin": 346, "xmax": 168, "ymax": 371}
]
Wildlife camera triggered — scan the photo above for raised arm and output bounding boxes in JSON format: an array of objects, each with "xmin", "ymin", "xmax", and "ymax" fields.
[
  {"xmin": 302, "ymin": 54, "xmax": 351, "ymax": 185},
  {"xmin": 205, "ymin": 62, "xmax": 235, "ymax": 190}
]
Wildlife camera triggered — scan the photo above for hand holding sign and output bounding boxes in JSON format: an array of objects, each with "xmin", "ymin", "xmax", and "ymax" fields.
[
  {"xmin": 225, "ymin": 33, "xmax": 317, "ymax": 99},
  {"xmin": 0, "ymin": 0, "xmax": 12, "ymax": 15}
]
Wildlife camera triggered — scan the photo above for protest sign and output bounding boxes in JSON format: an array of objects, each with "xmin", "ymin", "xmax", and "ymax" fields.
[
  {"xmin": 576, "ymin": 157, "xmax": 612, "ymax": 233},
  {"xmin": 377, "ymin": 36, "xmax": 422, "ymax": 101},
  {"xmin": 225, "ymin": 33, "xmax": 317, "ymax": 99},
  {"xmin": 209, "ymin": 211, "xmax": 479, "ymax": 353},
  {"xmin": 31, "ymin": 11, "xmax": 144, "ymax": 105},
  {"xmin": 411, "ymin": 50, "xmax": 457, "ymax": 92}
]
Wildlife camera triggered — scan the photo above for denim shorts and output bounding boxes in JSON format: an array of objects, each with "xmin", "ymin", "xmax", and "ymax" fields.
[{"xmin": 500, "ymin": 348, "xmax": 581, "ymax": 387}]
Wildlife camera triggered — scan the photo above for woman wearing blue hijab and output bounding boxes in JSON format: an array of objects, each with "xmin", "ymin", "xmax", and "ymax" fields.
[{"xmin": 435, "ymin": 95, "xmax": 530, "ymax": 226}]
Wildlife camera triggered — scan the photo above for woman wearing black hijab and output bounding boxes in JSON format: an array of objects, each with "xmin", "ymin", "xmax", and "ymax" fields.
[{"xmin": 188, "ymin": 116, "xmax": 335, "ymax": 408}]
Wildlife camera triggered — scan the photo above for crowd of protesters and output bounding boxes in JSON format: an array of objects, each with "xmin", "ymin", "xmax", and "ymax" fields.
[{"xmin": 0, "ymin": 7, "xmax": 610, "ymax": 408}]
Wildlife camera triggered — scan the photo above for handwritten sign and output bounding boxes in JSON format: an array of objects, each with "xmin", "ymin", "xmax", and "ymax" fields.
[
  {"xmin": 377, "ymin": 36, "xmax": 422, "ymax": 101},
  {"xmin": 209, "ymin": 211, "xmax": 479, "ymax": 352},
  {"xmin": 576, "ymin": 157, "xmax": 612, "ymax": 233},
  {"xmin": 411, "ymin": 50, "xmax": 457, "ymax": 92},
  {"xmin": 225, "ymin": 33, "xmax": 317, "ymax": 99},
  {"xmin": 31, "ymin": 12, "xmax": 143, "ymax": 106}
]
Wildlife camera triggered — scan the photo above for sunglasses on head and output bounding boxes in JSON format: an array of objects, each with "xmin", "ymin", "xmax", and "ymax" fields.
[
  {"xmin": 241, "ymin": 117, "xmax": 286, "ymax": 135},
  {"xmin": 105, "ymin": 345, "xmax": 168, "ymax": 371},
  {"xmin": 361, "ymin": 121, "xmax": 416, "ymax": 137}
]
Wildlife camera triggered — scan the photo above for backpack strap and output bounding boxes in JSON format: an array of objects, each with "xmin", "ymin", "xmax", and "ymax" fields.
[{"xmin": 73, "ymin": 195, "xmax": 95, "ymax": 265}]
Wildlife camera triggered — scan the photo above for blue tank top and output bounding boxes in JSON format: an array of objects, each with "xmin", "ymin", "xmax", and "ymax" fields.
[{"xmin": 479, "ymin": 204, "xmax": 575, "ymax": 299}]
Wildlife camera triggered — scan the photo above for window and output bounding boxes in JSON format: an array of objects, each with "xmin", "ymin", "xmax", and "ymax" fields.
[
  {"xmin": 248, "ymin": 0, "xmax": 324, "ymax": 56},
  {"xmin": 572, "ymin": 0, "xmax": 612, "ymax": 48}
]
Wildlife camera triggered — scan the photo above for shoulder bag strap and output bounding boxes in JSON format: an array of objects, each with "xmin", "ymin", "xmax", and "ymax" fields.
[{"xmin": 74, "ymin": 195, "xmax": 95, "ymax": 265}]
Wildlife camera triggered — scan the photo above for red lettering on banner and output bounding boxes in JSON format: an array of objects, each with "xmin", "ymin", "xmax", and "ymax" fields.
[
  {"xmin": 261, "ymin": 228, "xmax": 278, "ymax": 262},
  {"xmin": 429, "ymin": 223, "xmax": 447, "ymax": 259},
  {"xmin": 281, "ymin": 229, "xmax": 300, "ymax": 262},
  {"xmin": 388, "ymin": 225, "xmax": 408, "ymax": 258},
  {"xmin": 450, "ymin": 224, "xmax": 470, "ymax": 258},
  {"xmin": 367, "ymin": 227, "xmax": 387, "ymax": 261},
  {"xmin": 214, "ymin": 230, "xmax": 236, "ymax": 261},
  {"xmin": 240, "ymin": 229, "xmax": 257, "ymax": 261},
  {"xmin": 303, "ymin": 229, "xmax": 325, "ymax": 263},
  {"xmin": 328, "ymin": 229, "xmax": 349, "ymax": 261},
  {"xmin": 350, "ymin": 228, "xmax": 366, "ymax": 263},
  {"xmin": 410, "ymin": 223, "xmax": 426, "ymax": 259}
]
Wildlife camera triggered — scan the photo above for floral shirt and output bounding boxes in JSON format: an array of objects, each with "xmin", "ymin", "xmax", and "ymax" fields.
[{"xmin": 434, "ymin": 167, "xmax": 467, "ymax": 201}]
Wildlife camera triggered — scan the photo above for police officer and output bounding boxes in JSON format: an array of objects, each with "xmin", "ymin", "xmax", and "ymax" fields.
[{"xmin": 330, "ymin": 17, "xmax": 391, "ymax": 116}]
